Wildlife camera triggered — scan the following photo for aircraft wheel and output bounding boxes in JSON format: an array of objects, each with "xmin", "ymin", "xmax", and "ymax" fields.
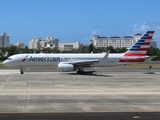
[
  {"xmin": 20, "ymin": 68, "xmax": 24, "ymax": 74},
  {"xmin": 77, "ymin": 71, "xmax": 85, "ymax": 74},
  {"xmin": 21, "ymin": 71, "xmax": 24, "ymax": 74},
  {"xmin": 77, "ymin": 71, "xmax": 82, "ymax": 74}
]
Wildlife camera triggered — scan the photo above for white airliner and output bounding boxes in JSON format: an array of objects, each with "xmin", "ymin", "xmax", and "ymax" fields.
[{"xmin": 3, "ymin": 31, "xmax": 154, "ymax": 74}]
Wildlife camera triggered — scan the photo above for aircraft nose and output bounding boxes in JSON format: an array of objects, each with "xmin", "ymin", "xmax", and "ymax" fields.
[
  {"xmin": 2, "ymin": 61, "xmax": 6, "ymax": 65},
  {"xmin": 2, "ymin": 60, "xmax": 8, "ymax": 66}
]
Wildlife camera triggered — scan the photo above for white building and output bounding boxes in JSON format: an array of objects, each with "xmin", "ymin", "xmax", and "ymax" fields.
[
  {"xmin": 29, "ymin": 39, "xmax": 35, "ymax": 49},
  {"xmin": 46, "ymin": 37, "xmax": 59, "ymax": 48},
  {"xmin": 0, "ymin": 32, "xmax": 10, "ymax": 48},
  {"xmin": 58, "ymin": 42, "xmax": 81, "ymax": 51},
  {"xmin": 29, "ymin": 37, "xmax": 59, "ymax": 50},
  {"xmin": 15, "ymin": 42, "xmax": 25, "ymax": 48},
  {"xmin": 150, "ymin": 40, "xmax": 157, "ymax": 48},
  {"xmin": 29, "ymin": 38, "xmax": 41, "ymax": 49},
  {"xmin": 93, "ymin": 33, "xmax": 157, "ymax": 49}
]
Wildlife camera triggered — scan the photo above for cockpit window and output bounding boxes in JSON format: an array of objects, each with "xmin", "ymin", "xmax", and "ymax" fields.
[{"xmin": 7, "ymin": 58, "xmax": 12, "ymax": 60}]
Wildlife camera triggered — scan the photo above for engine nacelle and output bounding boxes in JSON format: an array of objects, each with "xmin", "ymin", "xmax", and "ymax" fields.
[{"xmin": 58, "ymin": 63, "xmax": 76, "ymax": 72}]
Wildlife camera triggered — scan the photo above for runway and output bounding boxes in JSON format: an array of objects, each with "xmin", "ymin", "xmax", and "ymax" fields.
[{"xmin": 0, "ymin": 68, "xmax": 160, "ymax": 119}]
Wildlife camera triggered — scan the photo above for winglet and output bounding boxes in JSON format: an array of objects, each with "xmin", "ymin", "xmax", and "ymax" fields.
[{"xmin": 101, "ymin": 50, "xmax": 110, "ymax": 61}]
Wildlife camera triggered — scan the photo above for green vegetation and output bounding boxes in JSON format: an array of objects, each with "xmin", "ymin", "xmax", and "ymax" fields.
[{"xmin": 146, "ymin": 47, "xmax": 160, "ymax": 60}]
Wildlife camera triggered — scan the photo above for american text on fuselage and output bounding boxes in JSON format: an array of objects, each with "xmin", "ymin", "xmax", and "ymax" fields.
[{"xmin": 28, "ymin": 56, "xmax": 60, "ymax": 62}]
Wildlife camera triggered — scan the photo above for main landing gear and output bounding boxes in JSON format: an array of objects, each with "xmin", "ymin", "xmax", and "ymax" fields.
[
  {"xmin": 76, "ymin": 66, "xmax": 95, "ymax": 75},
  {"xmin": 77, "ymin": 70, "xmax": 86, "ymax": 74},
  {"xmin": 76, "ymin": 66, "xmax": 86, "ymax": 74}
]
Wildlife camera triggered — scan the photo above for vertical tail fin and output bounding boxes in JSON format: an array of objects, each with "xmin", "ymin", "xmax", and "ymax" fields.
[{"xmin": 125, "ymin": 31, "xmax": 155, "ymax": 57}]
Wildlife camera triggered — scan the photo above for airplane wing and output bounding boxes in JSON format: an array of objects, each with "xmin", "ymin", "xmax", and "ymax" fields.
[
  {"xmin": 69, "ymin": 50, "xmax": 110, "ymax": 66},
  {"xmin": 71, "ymin": 59, "xmax": 101, "ymax": 66}
]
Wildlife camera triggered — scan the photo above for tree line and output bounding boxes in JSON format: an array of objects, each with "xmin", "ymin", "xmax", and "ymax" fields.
[{"xmin": 0, "ymin": 44, "xmax": 160, "ymax": 61}]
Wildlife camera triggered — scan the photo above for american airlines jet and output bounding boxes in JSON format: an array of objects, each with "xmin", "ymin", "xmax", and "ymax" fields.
[{"xmin": 3, "ymin": 31, "xmax": 154, "ymax": 74}]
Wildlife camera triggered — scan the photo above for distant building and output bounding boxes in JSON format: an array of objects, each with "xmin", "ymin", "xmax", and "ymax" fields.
[
  {"xmin": 89, "ymin": 40, "xmax": 94, "ymax": 45},
  {"xmin": 29, "ymin": 37, "xmax": 59, "ymax": 50},
  {"xmin": 0, "ymin": 32, "xmax": 10, "ymax": 48},
  {"xmin": 150, "ymin": 40, "xmax": 157, "ymax": 48},
  {"xmin": 29, "ymin": 38, "xmax": 42, "ymax": 50},
  {"xmin": 15, "ymin": 42, "xmax": 25, "ymax": 48},
  {"xmin": 45, "ymin": 37, "xmax": 59, "ymax": 48},
  {"xmin": 93, "ymin": 33, "xmax": 157, "ymax": 49},
  {"xmin": 58, "ymin": 42, "xmax": 81, "ymax": 51}
]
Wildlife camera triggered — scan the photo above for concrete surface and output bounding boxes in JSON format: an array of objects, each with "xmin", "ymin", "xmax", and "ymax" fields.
[{"xmin": 0, "ymin": 68, "xmax": 160, "ymax": 113}]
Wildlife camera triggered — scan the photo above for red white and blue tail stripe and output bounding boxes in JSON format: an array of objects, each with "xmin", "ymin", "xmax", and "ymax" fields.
[{"xmin": 119, "ymin": 31, "xmax": 155, "ymax": 63}]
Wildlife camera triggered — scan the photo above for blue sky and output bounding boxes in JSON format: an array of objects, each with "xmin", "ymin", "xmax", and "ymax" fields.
[{"xmin": 0, "ymin": 0, "xmax": 160, "ymax": 48}]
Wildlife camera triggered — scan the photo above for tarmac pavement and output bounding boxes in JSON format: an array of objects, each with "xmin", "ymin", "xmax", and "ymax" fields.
[{"xmin": 0, "ymin": 68, "xmax": 160, "ymax": 119}]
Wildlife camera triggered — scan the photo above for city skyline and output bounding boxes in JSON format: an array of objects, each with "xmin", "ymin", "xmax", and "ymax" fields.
[
  {"xmin": 0, "ymin": 0, "xmax": 160, "ymax": 48},
  {"xmin": 1, "ymin": 31, "xmax": 157, "ymax": 48}
]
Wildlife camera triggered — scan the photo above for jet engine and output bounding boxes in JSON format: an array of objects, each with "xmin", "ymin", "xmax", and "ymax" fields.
[{"xmin": 58, "ymin": 63, "xmax": 76, "ymax": 72}]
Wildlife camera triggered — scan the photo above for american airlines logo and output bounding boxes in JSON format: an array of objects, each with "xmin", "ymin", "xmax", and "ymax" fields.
[
  {"xmin": 29, "ymin": 56, "xmax": 60, "ymax": 62},
  {"xmin": 22, "ymin": 55, "xmax": 29, "ymax": 62}
]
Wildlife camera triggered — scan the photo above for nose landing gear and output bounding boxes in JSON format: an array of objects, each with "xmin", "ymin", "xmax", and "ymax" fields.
[
  {"xmin": 19, "ymin": 67, "xmax": 24, "ymax": 74},
  {"xmin": 20, "ymin": 69, "xmax": 23, "ymax": 74}
]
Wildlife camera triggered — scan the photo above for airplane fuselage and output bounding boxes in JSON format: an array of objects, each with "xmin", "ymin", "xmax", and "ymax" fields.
[{"xmin": 3, "ymin": 53, "xmax": 142, "ymax": 67}]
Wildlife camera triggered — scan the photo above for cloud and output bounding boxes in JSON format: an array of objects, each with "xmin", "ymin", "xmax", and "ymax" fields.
[
  {"xmin": 132, "ymin": 22, "xmax": 160, "ymax": 45},
  {"xmin": 156, "ymin": 26, "xmax": 160, "ymax": 29},
  {"xmin": 132, "ymin": 22, "xmax": 160, "ymax": 39},
  {"xmin": 83, "ymin": 30, "xmax": 98, "ymax": 42},
  {"xmin": 134, "ymin": 22, "xmax": 150, "ymax": 32},
  {"xmin": 133, "ymin": 24, "xmax": 137, "ymax": 29},
  {"xmin": 133, "ymin": 22, "xmax": 160, "ymax": 32},
  {"xmin": 91, "ymin": 30, "xmax": 98, "ymax": 35}
]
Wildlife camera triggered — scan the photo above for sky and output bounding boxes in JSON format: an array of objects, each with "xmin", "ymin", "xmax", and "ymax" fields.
[{"xmin": 0, "ymin": 0, "xmax": 160, "ymax": 48}]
